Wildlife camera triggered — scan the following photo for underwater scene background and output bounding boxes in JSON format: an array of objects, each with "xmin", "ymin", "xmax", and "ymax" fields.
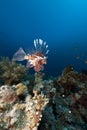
[
  {"xmin": 0, "ymin": 0, "xmax": 87, "ymax": 130},
  {"xmin": 0, "ymin": 0, "xmax": 87, "ymax": 76}
]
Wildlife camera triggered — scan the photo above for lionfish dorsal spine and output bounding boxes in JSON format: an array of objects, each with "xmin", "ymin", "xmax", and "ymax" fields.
[{"xmin": 33, "ymin": 39, "xmax": 49, "ymax": 56}]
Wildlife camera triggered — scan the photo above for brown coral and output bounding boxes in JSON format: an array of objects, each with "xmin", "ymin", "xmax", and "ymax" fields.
[
  {"xmin": 57, "ymin": 65, "xmax": 87, "ymax": 96},
  {"xmin": 0, "ymin": 57, "xmax": 27, "ymax": 85},
  {"xmin": 0, "ymin": 87, "xmax": 18, "ymax": 104}
]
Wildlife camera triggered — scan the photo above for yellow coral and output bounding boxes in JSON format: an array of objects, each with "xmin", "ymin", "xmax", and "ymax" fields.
[{"xmin": 16, "ymin": 83, "xmax": 26, "ymax": 95}]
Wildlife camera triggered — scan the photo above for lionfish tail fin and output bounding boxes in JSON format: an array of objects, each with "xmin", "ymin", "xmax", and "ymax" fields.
[{"xmin": 13, "ymin": 47, "xmax": 26, "ymax": 61}]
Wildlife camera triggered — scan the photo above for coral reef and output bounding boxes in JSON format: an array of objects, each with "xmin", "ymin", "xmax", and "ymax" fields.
[
  {"xmin": 57, "ymin": 65, "xmax": 87, "ymax": 96},
  {"xmin": 0, "ymin": 63, "xmax": 87, "ymax": 130},
  {"xmin": 0, "ymin": 84, "xmax": 49, "ymax": 130},
  {"xmin": 0, "ymin": 57, "xmax": 27, "ymax": 85},
  {"xmin": 37, "ymin": 66, "xmax": 87, "ymax": 130}
]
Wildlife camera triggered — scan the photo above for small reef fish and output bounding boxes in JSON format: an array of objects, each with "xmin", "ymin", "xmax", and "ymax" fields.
[
  {"xmin": 13, "ymin": 39, "xmax": 49, "ymax": 72},
  {"xmin": 76, "ymin": 56, "xmax": 80, "ymax": 60},
  {"xmin": 84, "ymin": 60, "xmax": 87, "ymax": 64}
]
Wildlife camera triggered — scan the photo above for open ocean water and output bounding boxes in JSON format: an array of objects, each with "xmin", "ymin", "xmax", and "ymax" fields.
[{"xmin": 0, "ymin": 0, "xmax": 87, "ymax": 76}]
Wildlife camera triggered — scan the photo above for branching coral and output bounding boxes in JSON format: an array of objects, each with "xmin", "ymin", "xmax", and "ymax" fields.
[
  {"xmin": 0, "ymin": 62, "xmax": 87, "ymax": 130},
  {"xmin": 57, "ymin": 65, "xmax": 87, "ymax": 96},
  {"xmin": 0, "ymin": 57, "xmax": 27, "ymax": 85},
  {"xmin": 0, "ymin": 84, "xmax": 49, "ymax": 130}
]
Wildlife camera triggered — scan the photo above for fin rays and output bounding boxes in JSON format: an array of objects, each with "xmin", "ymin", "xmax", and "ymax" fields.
[{"xmin": 13, "ymin": 47, "xmax": 26, "ymax": 61}]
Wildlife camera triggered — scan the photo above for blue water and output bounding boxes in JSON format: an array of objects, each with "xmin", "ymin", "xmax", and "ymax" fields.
[{"xmin": 0, "ymin": 0, "xmax": 87, "ymax": 76}]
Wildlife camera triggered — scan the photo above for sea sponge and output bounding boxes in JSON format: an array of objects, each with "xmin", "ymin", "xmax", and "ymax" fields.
[{"xmin": 0, "ymin": 57, "xmax": 27, "ymax": 85}]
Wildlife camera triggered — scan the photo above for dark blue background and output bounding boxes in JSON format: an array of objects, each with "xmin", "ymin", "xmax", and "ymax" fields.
[{"xmin": 0, "ymin": 0, "xmax": 87, "ymax": 76}]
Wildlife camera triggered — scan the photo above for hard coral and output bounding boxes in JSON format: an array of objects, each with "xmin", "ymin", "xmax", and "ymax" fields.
[
  {"xmin": 57, "ymin": 65, "xmax": 81, "ymax": 95},
  {"xmin": 0, "ymin": 57, "xmax": 27, "ymax": 85},
  {"xmin": 0, "ymin": 85, "xmax": 18, "ymax": 104},
  {"xmin": 0, "ymin": 84, "xmax": 49, "ymax": 130}
]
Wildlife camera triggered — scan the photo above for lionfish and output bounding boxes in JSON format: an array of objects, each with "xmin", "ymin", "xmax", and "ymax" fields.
[{"xmin": 13, "ymin": 39, "xmax": 49, "ymax": 72}]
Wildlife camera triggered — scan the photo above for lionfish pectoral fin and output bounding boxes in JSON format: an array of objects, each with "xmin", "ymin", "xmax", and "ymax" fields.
[
  {"xmin": 26, "ymin": 61, "xmax": 33, "ymax": 68},
  {"xmin": 13, "ymin": 47, "xmax": 26, "ymax": 61}
]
